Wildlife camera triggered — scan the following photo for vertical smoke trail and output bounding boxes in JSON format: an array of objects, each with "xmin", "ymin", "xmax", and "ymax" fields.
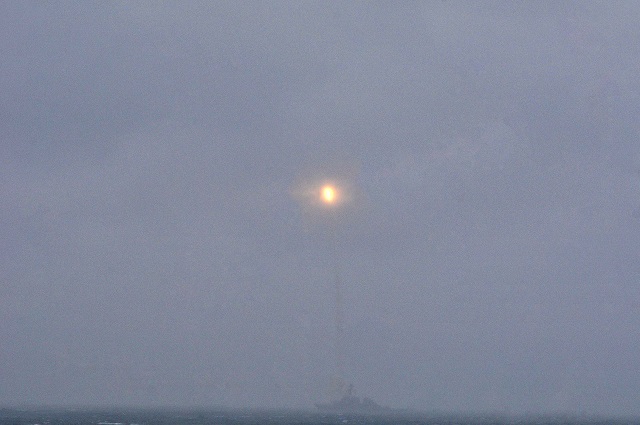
[{"xmin": 330, "ymin": 222, "xmax": 346, "ymax": 401}]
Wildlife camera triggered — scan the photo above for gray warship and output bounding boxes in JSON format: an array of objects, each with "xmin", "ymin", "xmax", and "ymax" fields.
[{"xmin": 315, "ymin": 384, "xmax": 388, "ymax": 414}]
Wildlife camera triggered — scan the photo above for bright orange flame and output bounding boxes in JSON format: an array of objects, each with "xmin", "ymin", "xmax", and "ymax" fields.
[{"xmin": 321, "ymin": 185, "xmax": 337, "ymax": 204}]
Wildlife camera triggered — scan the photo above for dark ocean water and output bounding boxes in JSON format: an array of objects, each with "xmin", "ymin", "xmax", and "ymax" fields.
[{"xmin": 0, "ymin": 409, "xmax": 637, "ymax": 425}]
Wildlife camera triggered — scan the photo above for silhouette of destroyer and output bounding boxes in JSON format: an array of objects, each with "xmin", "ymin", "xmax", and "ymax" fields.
[{"xmin": 315, "ymin": 384, "xmax": 388, "ymax": 414}]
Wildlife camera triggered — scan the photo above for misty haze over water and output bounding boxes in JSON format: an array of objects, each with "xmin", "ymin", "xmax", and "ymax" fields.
[
  {"xmin": 2, "ymin": 1, "xmax": 640, "ymax": 420},
  {"xmin": 1, "ymin": 408, "xmax": 639, "ymax": 425}
]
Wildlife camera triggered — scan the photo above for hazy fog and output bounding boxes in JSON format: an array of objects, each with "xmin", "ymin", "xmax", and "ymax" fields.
[{"xmin": 2, "ymin": 1, "xmax": 640, "ymax": 416}]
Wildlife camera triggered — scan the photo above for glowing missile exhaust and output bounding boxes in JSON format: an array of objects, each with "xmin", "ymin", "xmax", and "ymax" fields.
[{"xmin": 321, "ymin": 185, "xmax": 337, "ymax": 205}]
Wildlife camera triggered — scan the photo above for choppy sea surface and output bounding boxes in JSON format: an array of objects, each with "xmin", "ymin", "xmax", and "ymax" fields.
[{"xmin": 0, "ymin": 409, "xmax": 637, "ymax": 425}]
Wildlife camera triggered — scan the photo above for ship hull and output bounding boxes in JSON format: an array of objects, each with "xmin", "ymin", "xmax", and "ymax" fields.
[{"xmin": 315, "ymin": 395, "xmax": 389, "ymax": 414}]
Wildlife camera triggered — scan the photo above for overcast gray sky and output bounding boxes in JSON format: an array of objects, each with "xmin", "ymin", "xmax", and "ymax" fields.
[{"xmin": 2, "ymin": 0, "xmax": 640, "ymax": 417}]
